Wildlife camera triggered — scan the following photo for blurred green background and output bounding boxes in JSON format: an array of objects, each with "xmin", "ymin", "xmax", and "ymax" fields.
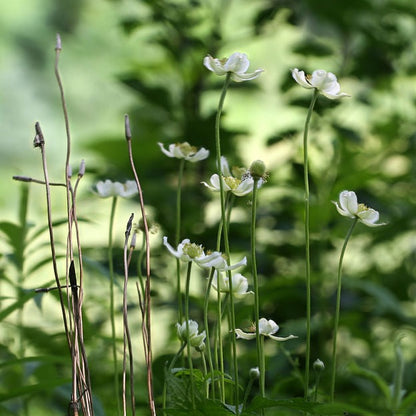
[{"xmin": 1, "ymin": 0, "xmax": 416, "ymax": 414}]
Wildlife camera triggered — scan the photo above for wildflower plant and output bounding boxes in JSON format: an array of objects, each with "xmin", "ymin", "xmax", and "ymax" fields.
[
  {"xmin": 292, "ymin": 67, "xmax": 350, "ymax": 399},
  {"xmin": 7, "ymin": 26, "xmax": 406, "ymax": 416},
  {"xmin": 330, "ymin": 190, "xmax": 385, "ymax": 401}
]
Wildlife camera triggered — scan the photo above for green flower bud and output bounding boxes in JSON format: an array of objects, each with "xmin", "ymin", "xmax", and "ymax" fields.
[{"xmin": 249, "ymin": 160, "xmax": 266, "ymax": 181}]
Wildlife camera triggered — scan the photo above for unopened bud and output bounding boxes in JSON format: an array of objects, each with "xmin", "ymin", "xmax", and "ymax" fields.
[
  {"xmin": 130, "ymin": 231, "xmax": 137, "ymax": 249},
  {"xmin": 313, "ymin": 358, "xmax": 325, "ymax": 372},
  {"xmin": 78, "ymin": 159, "xmax": 86, "ymax": 177},
  {"xmin": 249, "ymin": 367, "xmax": 260, "ymax": 379},
  {"xmin": 124, "ymin": 114, "xmax": 132, "ymax": 141},
  {"xmin": 249, "ymin": 160, "xmax": 266, "ymax": 181}
]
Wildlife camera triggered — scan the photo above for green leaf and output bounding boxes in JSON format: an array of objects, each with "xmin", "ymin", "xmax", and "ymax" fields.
[
  {"xmin": 0, "ymin": 378, "xmax": 70, "ymax": 402},
  {"xmin": 0, "ymin": 292, "xmax": 37, "ymax": 321},
  {"xmin": 348, "ymin": 361, "xmax": 391, "ymax": 402},
  {"xmin": 245, "ymin": 396, "xmax": 374, "ymax": 415}
]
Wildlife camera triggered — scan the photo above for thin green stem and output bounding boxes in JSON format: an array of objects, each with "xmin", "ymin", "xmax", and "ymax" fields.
[
  {"xmin": 184, "ymin": 262, "xmax": 196, "ymax": 408},
  {"xmin": 203, "ymin": 268, "xmax": 216, "ymax": 399},
  {"xmin": 330, "ymin": 217, "xmax": 358, "ymax": 401},
  {"xmin": 303, "ymin": 89, "xmax": 319, "ymax": 399},
  {"xmin": 259, "ymin": 335, "xmax": 265, "ymax": 401},
  {"xmin": 215, "ymin": 72, "xmax": 240, "ymax": 414},
  {"xmin": 217, "ymin": 280, "xmax": 225, "ymax": 402},
  {"xmin": 176, "ymin": 159, "xmax": 186, "ymax": 323},
  {"xmin": 108, "ymin": 196, "xmax": 121, "ymax": 416},
  {"xmin": 251, "ymin": 178, "xmax": 264, "ymax": 399}
]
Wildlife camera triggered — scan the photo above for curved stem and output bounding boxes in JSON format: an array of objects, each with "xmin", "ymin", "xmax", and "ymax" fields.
[
  {"xmin": 303, "ymin": 89, "xmax": 319, "ymax": 399},
  {"xmin": 215, "ymin": 72, "xmax": 240, "ymax": 413},
  {"xmin": 108, "ymin": 196, "xmax": 121, "ymax": 416},
  {"xmin": 330, "ymin": 217, "xmax": 358, "ymax": 401}
]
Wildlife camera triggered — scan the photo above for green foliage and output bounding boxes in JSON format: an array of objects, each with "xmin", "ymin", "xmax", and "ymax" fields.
[{"xmin": 2, "ymin": 0, "xmax": 416, "ymax": 414}]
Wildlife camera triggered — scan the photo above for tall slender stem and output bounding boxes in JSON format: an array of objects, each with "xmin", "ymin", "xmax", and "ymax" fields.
[
  {"xmin": 176, "ymin": 159, "xmax": 185, "ymax": 323},
  {"xmin": 303, "ymin": 89, "xmax": 319, "ymax": 399},
  {"xmin": 184, "ymin": 262, "xmax": 196, "ymax": 408},
  {"xmin": 203, "ymin": 269, "xmax": 216, "ymax": 399},
  {"xmin": 108, "ymin": 196, "xmax": 121, "ymax": 416},
  {"xmin": 214, "ymin": 72, "xmax": 239, "ymax": 413},
  {"xmin": 250, "ymin": 178, "xmax": 264, "ymax": 397},
  {"xmin": 330, "ymin": 217, "xmax": 358, "ymax": 401}
]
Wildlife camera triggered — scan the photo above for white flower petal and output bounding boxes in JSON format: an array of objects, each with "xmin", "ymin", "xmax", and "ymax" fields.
[
  {"xmin": 233, "ymin": 178, "xmax": 255, "ymax": 196},
  {"xmin": 258, "ymin": 318, "xmax": 279, "ymax": 335},
  {"xmin": 268, "ymin": 334, "xmax": 298, "ymax": 342},
  {"xmin": 187, "ymin": 147, "xmax": 209, "ymax": 162},
  {"xmin": 204, "ymin": 52, "xmax": 262, "ymax": 82},
  {"xmin": 224, "ymin": 52, "xmax": 250, "ymax": 73},
  {"xmin": 158, "ymin": 142, "xmax": 174, "ymax": 158},
  {"xmin": 223, "ymin": 256, "xmax": 247, "ymax": 271},
  {"xmin": 235, "ymin": 328, "xmax": 256, "ymax": 340},
  {"xmin": 293, "ymin": 68, "xmax": 349, "ymax": 100},
  {"xmin": 358, "ymin": 209, "xmax": 386, "ymax": 227},
  {"xmin": 220, "ymin": 156, "xmax": 231, "ymax": 177},
  {"xmin": 291, "ymin": 68, "xmax": 313, "ymax": 89},
  {"xmin": 339, "ymin": 190, "xmax": 358, "ymax": 216},
  {"xmin": 231, "ymin": 69, "xmax": 264, "ymax": 82}
]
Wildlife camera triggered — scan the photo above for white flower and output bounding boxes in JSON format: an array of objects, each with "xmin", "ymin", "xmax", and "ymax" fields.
[
  {"xmin": 202, "ymin": 156, "xmax": 262, "ymax": 197},
  {"xmin": 204, "ymin": 52, "xmax": 263, "ymax": 82},
  {"xmin": 95, "ymin": 180, "xmax": 138, "ymax": 198},
  {"xmin": 158, "ymin": 142, "xmax": 209, "ymax": 162},
  {"xmin": 176, "ymin": 320, "xmax": 206, "ymax": 350},
  {"xmin": 162, "ymin": 236, "xmax": 246, "ymax": 270},
  {"xmin": 333, "ymin": 190, "xmax": 385, "ymax": 227},
  {"xmin": 292, "ymin": 68, "xmax": 349, "ymax": 100},
  {"xmin": 235, "ymin": 318, "xmax": 297, "ymax": 342},
  {"xmin": 212, "ymin": 271, "xmax": 253, "ymax": 298}
]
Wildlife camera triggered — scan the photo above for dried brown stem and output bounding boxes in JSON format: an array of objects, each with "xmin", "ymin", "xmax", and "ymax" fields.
[
  {"xmin": 124, "ymin": 114, "xmax": 155, "ymax": 416},
  {"xmin": 122, "ymin": 214, "xmax": 136, "ymax": 416}
]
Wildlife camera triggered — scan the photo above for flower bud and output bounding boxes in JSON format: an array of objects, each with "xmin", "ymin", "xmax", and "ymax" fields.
[
  {"xmin": 249, "ymin": 160, "xmax": 266, "ymax": 181},
  {"xmin": 313, "ymin": 358, "xmax": 325, "ymax": 372},
  {"xmin": 249, "ymin": 367, "xmax": 260, "ymax": 379}
]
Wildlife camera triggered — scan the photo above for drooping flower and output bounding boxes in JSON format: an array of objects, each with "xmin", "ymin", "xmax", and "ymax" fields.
[
  {"xmin": 235, "ymin": 318, "xmax": 297, "ymax": 342},
  {"xmin": 212, "ymin": 271, "xmax": 253, "ymax": 298},
  {"xmin": 158, "ymin": 142, "xmax": 209, "ymax": 162},
  {"xmin": 292, "ymin": 68, "xmax": 349, "ymax": 100},
  {"xmin": 176, "ymin": 320, "xmax": 206, "ymax": 350},
  {"xmin": 204, "ymin": 52, "xmax": 264, "ymax": 82},
  {"xmin": 94, "ymin": 180, "xmax": 138, "ymax": 198},
  {"xmin": 333, "ymin": 190, "xmax": 385, "ymax": 227},
  {"xmin": 202, "ymin": 156, "xmax": 262, "ymax": 197},
  {"xmin": 163, "ymin": 236, "xmax": 247, "ymax": 270}
]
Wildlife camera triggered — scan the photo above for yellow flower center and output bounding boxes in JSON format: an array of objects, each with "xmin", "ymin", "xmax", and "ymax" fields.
[
  {"xmin": 183, "ymin": 242, "xmax": 204, "ymax": 258},
  {"xmin": 178, "ymin": 142, "xmax": 197, "ymax": 157},
  {"xmin": 223, "ymin": 176, "xmax": 241, "ymax": 190},
  {"xmin": 357, "ymin": 203, "xmax": 369, "ymax": 213}
]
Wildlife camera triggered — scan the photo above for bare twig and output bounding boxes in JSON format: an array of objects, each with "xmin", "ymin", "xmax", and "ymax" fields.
[
  {"xmin": 122, "ymin": 214, "xmax": 136, "ymax": 416},
  {"xmin": 34, "ymin": 122, "xmax": 71, "ymax": 349},
  {"xmin": 12, "ymin": 176, "xmax": 66, "ymax": 186},
  {"xmin": 54, "ymin": 35, "xmax": 93, "ymax": 415},
  {"xmin": 124, "ymin": 115, "xmax": 155, "ymax": 416}
]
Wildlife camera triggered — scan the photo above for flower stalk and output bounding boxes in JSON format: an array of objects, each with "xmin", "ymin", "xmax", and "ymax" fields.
[
  {"xmin": 330, "ymin": 217, "xmax": 358, "ymax": 401},
  {"xmin": 302, "ymin": 88, "xmax": 319, "ymax": 399},
  {"xmin": 214, "ymin": 72, "xmax": 240, "ymax": 412}
]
